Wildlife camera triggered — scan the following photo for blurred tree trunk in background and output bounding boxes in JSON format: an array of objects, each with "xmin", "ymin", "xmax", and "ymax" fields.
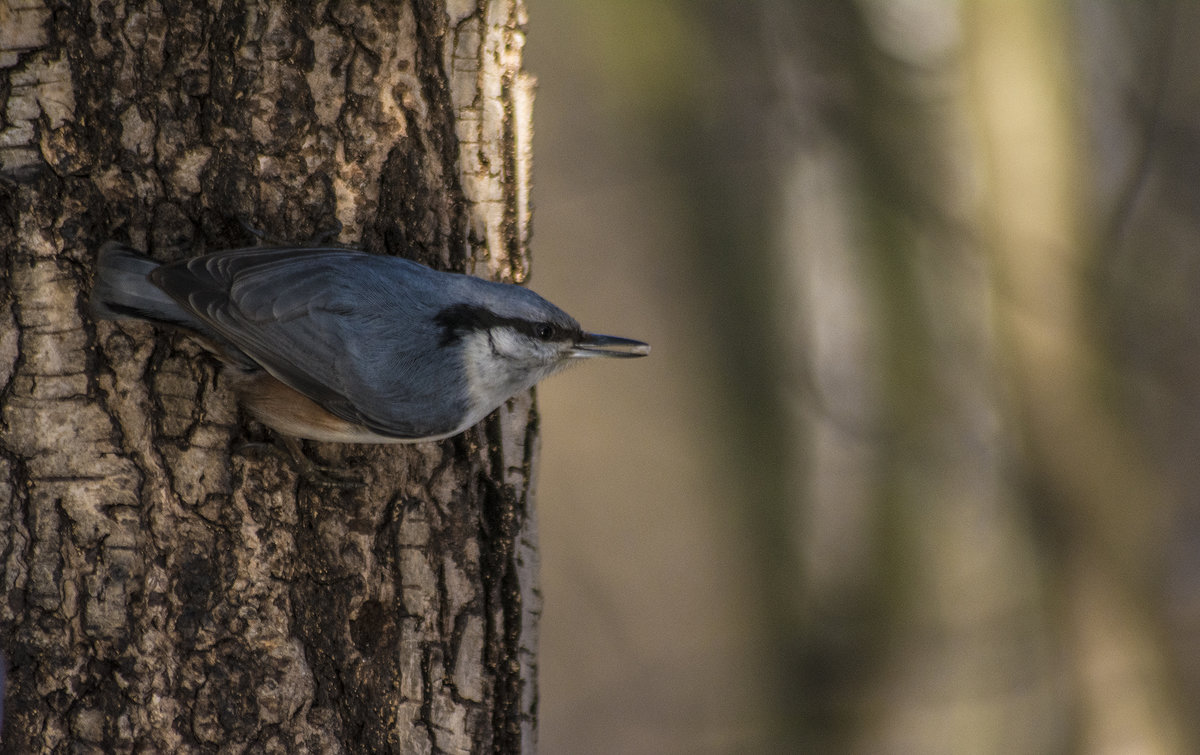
[
  {"xmin": 0, "ymin": 1, "xmax": 538, "ymax": 752},
  {"xmin": 508, "ymin": 0, "xmax": 1200, "ymax": 750},
  {"xmin": 966, "ymin": 2, "xmax": 1187, "ymax": 751},
  {"xmin": 753, "ymin": 0, "xmax": 1198, "ymax": 751}
]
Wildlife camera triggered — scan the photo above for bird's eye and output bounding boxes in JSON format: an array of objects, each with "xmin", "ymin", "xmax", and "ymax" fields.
[{"xmin": 535, "ymin": 323, "xmax": 555, "ymax": 340}]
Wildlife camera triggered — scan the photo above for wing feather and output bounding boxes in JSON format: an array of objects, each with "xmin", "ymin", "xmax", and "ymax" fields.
[{"xmin": 150, "ymin": 246, "xmax": 467, "ymax": 439}]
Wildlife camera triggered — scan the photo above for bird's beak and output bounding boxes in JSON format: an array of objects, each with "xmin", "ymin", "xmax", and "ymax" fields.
[{"xmin": 569, "ymin": 332, "xmax": 651, "ymax": 359}]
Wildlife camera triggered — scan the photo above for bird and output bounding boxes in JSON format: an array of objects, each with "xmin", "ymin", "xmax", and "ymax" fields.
[{"xmin": 91, "ymin": 242, "xmax": 649, "ymax": 447}]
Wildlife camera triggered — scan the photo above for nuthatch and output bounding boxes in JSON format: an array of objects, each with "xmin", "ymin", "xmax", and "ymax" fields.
[{"xmin": 91, "ymin": 243, "xmax": 649, "ymax": 443}]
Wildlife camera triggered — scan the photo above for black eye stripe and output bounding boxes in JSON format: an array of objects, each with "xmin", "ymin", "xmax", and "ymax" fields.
[{"xmin": 434, "ymin": 304, "xmax": 580, "ymax": 346}]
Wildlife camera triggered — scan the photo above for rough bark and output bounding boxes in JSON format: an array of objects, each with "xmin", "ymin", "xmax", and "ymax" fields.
[{"xmin": 0, "ymin": 1, "xmax": 539, "ymax": 752}]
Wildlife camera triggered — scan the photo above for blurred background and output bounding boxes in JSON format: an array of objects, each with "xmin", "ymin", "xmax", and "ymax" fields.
[{"xmin": 524, "ymin": 1, "xmax": 1200, "ymax": 752}]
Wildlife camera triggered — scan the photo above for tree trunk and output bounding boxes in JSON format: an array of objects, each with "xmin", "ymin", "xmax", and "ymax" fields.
[{"xmin": 0, "ymin": 1, "xmax": 539, "ymax": 752}]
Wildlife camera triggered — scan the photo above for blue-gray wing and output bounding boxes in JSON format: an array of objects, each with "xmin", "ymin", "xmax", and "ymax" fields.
[{"xmin": 150, "ymin": 246, "xmax": 467, "ymax": 439}]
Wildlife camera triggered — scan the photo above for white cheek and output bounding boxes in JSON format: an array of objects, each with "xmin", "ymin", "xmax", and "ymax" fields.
[
  {"xmin": 458, "ymin": 332, "xmax": 525, "ymax": 425},
  {"xmin": 457, "ymin": 330, "xmax": 559, "ymax": 430},
  {"xmin": 489, "ymin": 328, "xmax": 527, "ymax": 359}
]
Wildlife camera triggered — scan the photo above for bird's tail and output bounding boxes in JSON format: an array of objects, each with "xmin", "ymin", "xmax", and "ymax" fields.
[
  {"xmin": 90, "ymin": 242, "xmax": 259, "ymax": 370},
  {"xmin": 90, "ymin": 242, "xmax": 191, "ymax": 327}
]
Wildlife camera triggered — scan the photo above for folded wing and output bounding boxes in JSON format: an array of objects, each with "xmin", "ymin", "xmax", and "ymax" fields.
[{"xmin": 151, "ymin": 247, "xmax": 467, "ymax": 439}]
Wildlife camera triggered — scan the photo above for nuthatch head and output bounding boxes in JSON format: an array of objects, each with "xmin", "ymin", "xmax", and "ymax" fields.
[{"xmin": 91, "ymin": 243, "xmax": 649, "ymax": 443}]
